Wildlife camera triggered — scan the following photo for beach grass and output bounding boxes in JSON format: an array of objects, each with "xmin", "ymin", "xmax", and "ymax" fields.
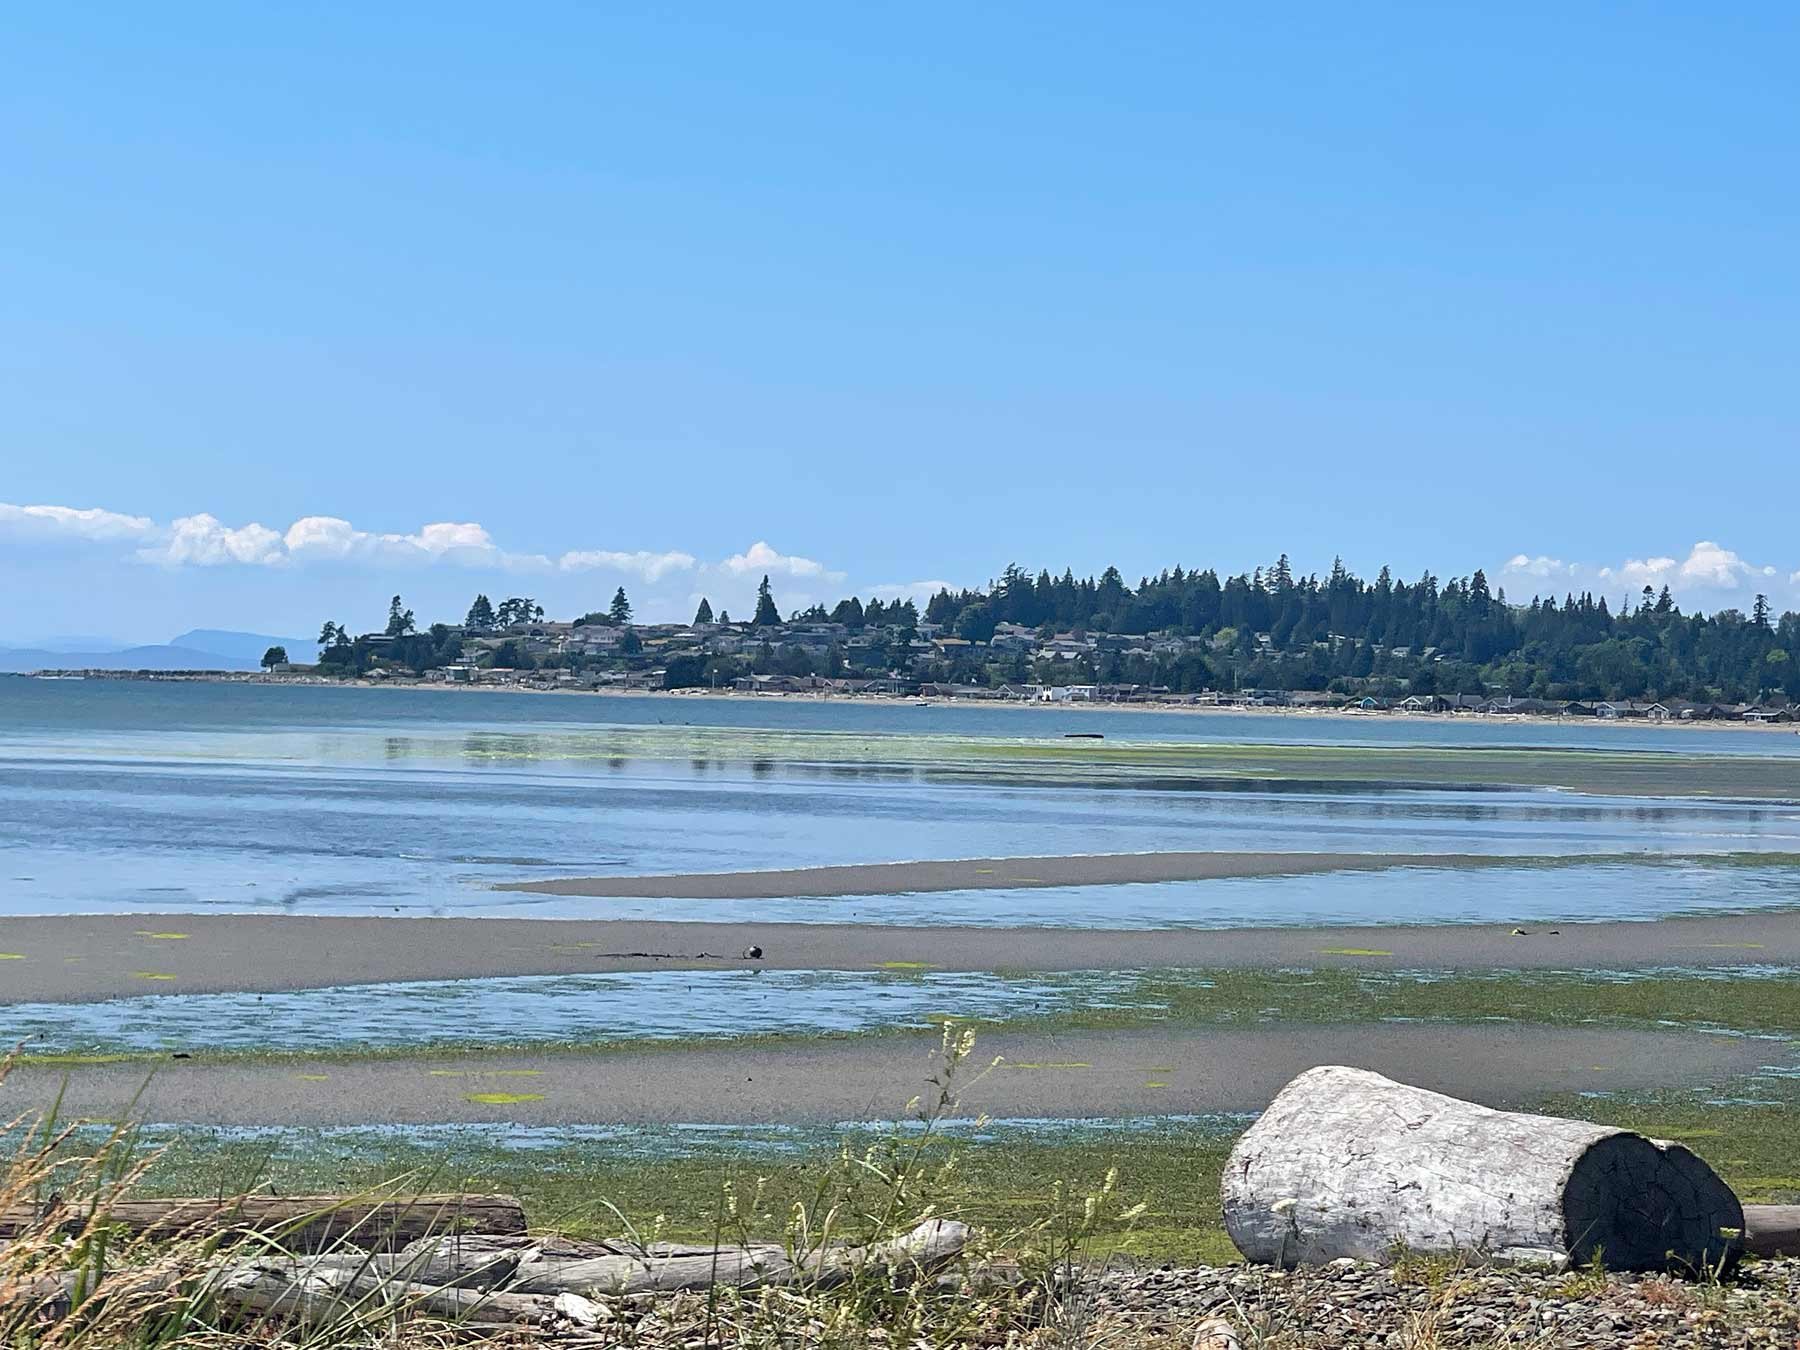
[{"xmin": 57, "ymin": 1075, "xmax": 1800, "ymax": 1265}]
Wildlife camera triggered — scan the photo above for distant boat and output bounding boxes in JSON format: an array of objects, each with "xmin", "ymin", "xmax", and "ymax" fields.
[{"xmin": 33, "ymin": 673, "xmax": 84, "ymax": 681}]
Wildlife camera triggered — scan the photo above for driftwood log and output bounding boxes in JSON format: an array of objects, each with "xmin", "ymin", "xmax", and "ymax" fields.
[
  {"xmin": 5, "ymin": 1220, "xmax": 972, "ymax": 1330},
  {"xmin": 204, "ymin": 1254, "xmax": 607, "ymax": 1331},
  {"xmin": 411, "ymin": 1218, "xmax": 971, "ymax": 1295},
  {"xmin": 1223, "ymin": 1066, "xmax": 1742, "ymax": 1272},
  {"xmin": 0, "ymin": 1193, "xmax": 526, "ymax": 1250},
  {"xmin": 1746, "ymin": 1206, "xmax": 1800, "ymax": 1258}
]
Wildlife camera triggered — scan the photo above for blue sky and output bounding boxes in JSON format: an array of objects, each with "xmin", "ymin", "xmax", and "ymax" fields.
[{"xmin": 3, "ymin": 3, "xmax": 1796, "ymax": 640}]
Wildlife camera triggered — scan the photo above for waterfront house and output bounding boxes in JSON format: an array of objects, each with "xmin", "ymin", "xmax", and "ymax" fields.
[{"xmin": 1479, "ymin": 696, "xmax": 1564, "ymax": 716}]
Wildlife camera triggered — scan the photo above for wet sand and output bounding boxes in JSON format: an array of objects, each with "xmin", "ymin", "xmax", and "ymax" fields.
[
  {"xmin": 3, "ymin": 909, "xmax": 1797, "ymax": 1002},
  {"xmin": 8, "ymin": 1022, "xmax": 1773, "ymax": 1127},
  {"xmin": 498, "ymin": 851, "xmax": 1501, "ymax": 900}
]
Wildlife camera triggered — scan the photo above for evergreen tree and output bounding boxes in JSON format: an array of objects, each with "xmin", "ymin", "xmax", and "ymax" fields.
[
  {"xmin": 718, "ymin": 609, "xmax": 731, "ymax": 624},
  {"xmin": 753, "ymin": 575, "xmax": 781, "ymax": 626},
  {"xmin": 465, "ymin": 594, "xmax": 496, "ymax": 632},
  {"xmin": 610, "ymin": 586, "xmax": 633, "ymax": 625},
  {"xmin": 386, "ymin": 595, "xmax": 416, "ymax": 637},
  {"xmin": 261, "ymin": 645, "xmax": 288, "ymax": 669},
  {"xmin": 693, "ymin": 597, "xmax": 714, "ymax": 625},
  {"xmin": 495, "ymin": 597, "xmax": 543, "ymax": 627},
  {"xmin": 317, "ymin": 621, "xmax": 340, "ymax": 651}
]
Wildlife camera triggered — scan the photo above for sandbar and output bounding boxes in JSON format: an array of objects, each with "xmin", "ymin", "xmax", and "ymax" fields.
[
  {"xmin": 498, "ymin": 851, "xmax": 1503, "ymax": 899},
  {"xmin": 6, "ymin": 1022, "xmax": 1773, "ymax": 1127},
  {"xmin": 2, "ymin": 909, "xmax": 1797, "ymax": 1002}
]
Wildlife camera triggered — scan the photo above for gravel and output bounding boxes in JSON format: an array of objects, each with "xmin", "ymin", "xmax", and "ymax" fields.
[{"xmin": 1085, "ymin": 1258, "xmax": 1800, "ymax": 1348}]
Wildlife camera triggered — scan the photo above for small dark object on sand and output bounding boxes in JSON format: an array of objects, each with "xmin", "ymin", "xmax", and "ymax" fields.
[
  {"xmin": 1064, "ymin": 732, "xmax": 1104, "ymax": 739},
  {"xmin": 743, "ymin": 944, "xmax": 763, "ymax": 960}
]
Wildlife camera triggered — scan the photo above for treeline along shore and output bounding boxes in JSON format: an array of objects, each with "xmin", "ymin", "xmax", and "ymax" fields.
[{"xmin": 34, "ymin": 553, "xmax": 1800, "ymax": 713}]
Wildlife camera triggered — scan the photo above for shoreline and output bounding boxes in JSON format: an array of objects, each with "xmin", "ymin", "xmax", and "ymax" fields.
[
  {"xmin": 4, "ymin": 909, "xmax": 1797, "ymax": 1002},
  {"xmin": 18, "ymin": 670, "xmax": 1800, "ymax": 739}
]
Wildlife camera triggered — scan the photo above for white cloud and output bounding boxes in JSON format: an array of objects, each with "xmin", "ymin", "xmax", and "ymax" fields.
[
  {"xmin": 279, "ymin": 515, "xmax": 363, "ymax": 560},
  {"xmin": 1596, "ymin": 541, "xmax": 1761, "ymax": 592},
  {"xmin": 868, "ymin": 579, "xmax": 955, "ymax": 603},
  {"xmin": 407, "ymin": 521, "xmax": 499, "ymax": 558},
  {"xmin": 149, "ymin": 514, "xmax": 286, "ymax": 566},
  {"xmin": 1667, "ymin": 541, "xmax": 1746, "ymax": 588},
  {"xmin": 1502, "ymin": 554, "xmax": 1573, "ymax": 579},
  {"xmin": 135, "ymin": 512, "xmax": 550, "ymax": 570},
  {"xmin": 719, "ymin": 540, "xmax": 843, "ymax": 582},
  {"xmin": 559, "ymin": 549, "xmax": 697, "ymax": 581},
  {"xmin": 8, "ymin": 499, "xmax": 763, "ymax": 598},
  {"xmin": 0, "ymin": 502, "xmax": 154, "ymax": 540},
  {"xmin": 1501, "ymin": 540, "xmax": 1797, "ymax": 613},
  {"xmin": 0, "ymin": 500, "xmax": 896, "ymax": 621},
  {"xmin": 279, "ymin": 516, "xmax": 552, "ymax": 570}
]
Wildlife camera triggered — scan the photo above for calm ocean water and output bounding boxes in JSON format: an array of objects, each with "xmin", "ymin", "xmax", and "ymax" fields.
[{"xmin": 3, "ymin": 679, "xmax": 1799, "ymax": 924}]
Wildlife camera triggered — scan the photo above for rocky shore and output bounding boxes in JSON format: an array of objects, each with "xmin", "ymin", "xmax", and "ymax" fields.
[{"xmin": 1088, "ymin": 1258, "xmax": 1800, "ymax": 1347}]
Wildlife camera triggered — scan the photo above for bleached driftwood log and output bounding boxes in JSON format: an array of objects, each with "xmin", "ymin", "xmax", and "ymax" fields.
[
  {"xmin": 1222, "ymin": 1067, "xmax": 1742, "ymax": 1272},
  {"xmin": 504, "ymin": 1218, "xmax": 971, "ymax": 1295},
  {"xmin": 3, "ymin": 1221, "xmax": 971, "ymax": 1330},
  {"xmin": 0, "ymin": 1193, "xmax": 526, "ymax": 1249},
  {"xmin": 205, "ymin": 1254, "xmax": 607, "ymax": 1331}
]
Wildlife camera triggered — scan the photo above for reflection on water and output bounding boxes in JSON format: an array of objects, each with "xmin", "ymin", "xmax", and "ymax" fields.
[
  {"xmin": 481, "ymin": 862, "xmax": 1800, "ymax": 927},
  {"xmin": 4, "ymin": 680, "xmax": 1800, "ymax": 924},
  {"xmin": 8, "ymin": 679, "xmax": 1800, "ymax": 755},
  {"xmin": 5, "ymin": 747, "xmax": 1800, "ymax": 920}
]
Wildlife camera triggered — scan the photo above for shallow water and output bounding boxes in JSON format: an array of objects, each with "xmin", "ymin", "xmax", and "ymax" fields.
[
  {"xmin": 349, "ymin": 859, "xmax": 1800, "ymax": 927},
  {"xmin": 4, "ymin": 680, "xmax": 1800, "ymax": 925},
  {"xmin": 11, "ymin": 678, "xmax": 1800, "ymax": 752},
  {"xmin": 82, "ymin": 1112, "xmax": 1250, "ymax": 1166},
  {"xmin": 2, "ymin": 968, "xmax": 1162, "ymax": 1054},
  {"xmin": 12, "ymin": 961, "xmax": 1796, "ymax": 1057}
]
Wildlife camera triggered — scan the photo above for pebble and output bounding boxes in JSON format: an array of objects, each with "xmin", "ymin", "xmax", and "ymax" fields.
[{"xmin": 1086, "ymin": 1258, "xmax": 1800, "ymax": 1348}]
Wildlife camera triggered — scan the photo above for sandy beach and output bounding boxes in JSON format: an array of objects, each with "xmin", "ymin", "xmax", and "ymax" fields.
[
  {"xmin": 497, "ymin": 850, "xmax": 1509, "ymax": 900},
  {"xmin": 3, "ymin": 908, "xmax": 1796, "ymax": 1002},
  {"xmin": 6, "ymin": 1022, "xmax": 1772, "ymax": 1127}
]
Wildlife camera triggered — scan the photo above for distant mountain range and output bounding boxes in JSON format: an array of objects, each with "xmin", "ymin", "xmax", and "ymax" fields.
[{"xmin": 0, "ymin": 629, "xmax": 315, "ymax": 673}]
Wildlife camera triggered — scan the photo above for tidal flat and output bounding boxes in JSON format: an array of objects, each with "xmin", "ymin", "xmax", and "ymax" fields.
[
  {"xmin": 59, "ymin": 1076, "xmax": 1800, "ymax": 1263},
  {"xmin": 12, "ymin": 963, "xmax": 1800, "ymax": 1059},
  {"xmin": 10, "ymin": 684, "xmax": 1800, "ymax": 1265}
]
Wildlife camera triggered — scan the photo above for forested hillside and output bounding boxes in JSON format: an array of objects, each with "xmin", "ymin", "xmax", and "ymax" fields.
[{"xmin": 914, "ymin": 559, "xmax": 1800, "ymax": 703}]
